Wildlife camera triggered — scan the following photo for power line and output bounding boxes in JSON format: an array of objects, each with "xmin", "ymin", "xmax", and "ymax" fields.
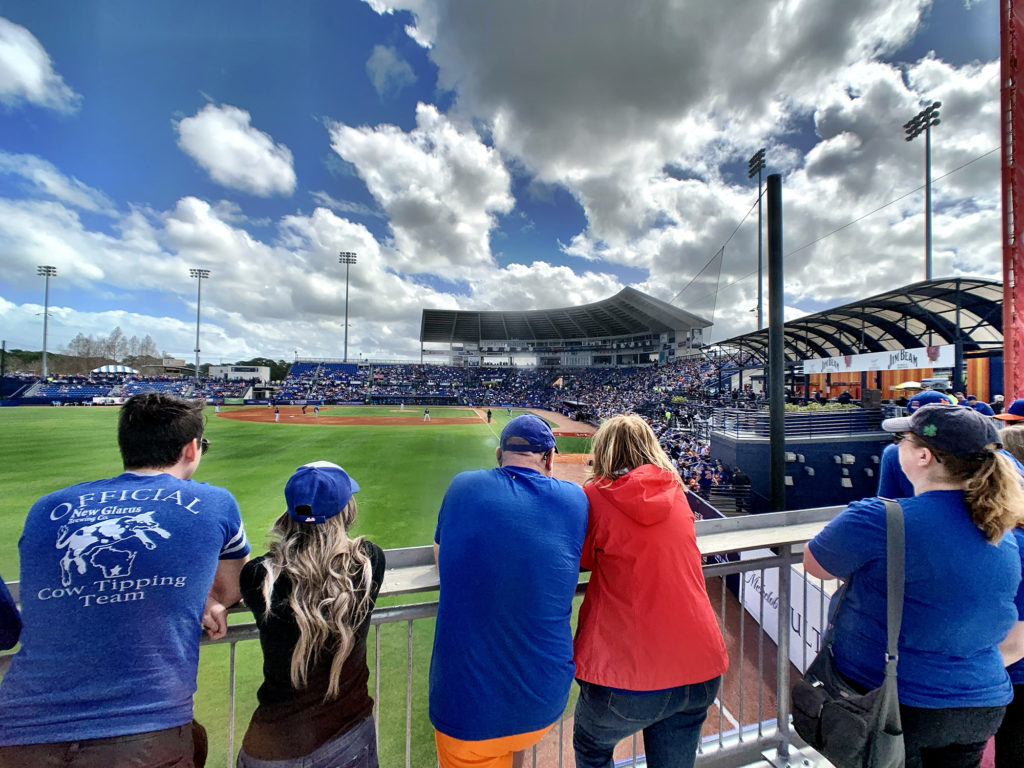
[
  {"xmin": 785, "ymin": 146, "xmax": 998, "ymax": 259},
  {"xmin": 669, "ymin": 195, "xmax": 759, "ymax": 305},
  {"xmin": 680, "ymin": 146, "xmax": 1000, "ymax": 310}
]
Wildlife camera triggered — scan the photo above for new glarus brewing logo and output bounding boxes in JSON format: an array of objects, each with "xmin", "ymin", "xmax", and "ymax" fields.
[{"xmin": 888, "ymin": 349, "xmax": 919, "ymax": 368}]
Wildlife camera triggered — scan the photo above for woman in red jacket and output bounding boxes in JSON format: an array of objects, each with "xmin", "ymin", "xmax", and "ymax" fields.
[{"xmin": 573, "ymin": 414, "xmax": 728, "ymax": 768}]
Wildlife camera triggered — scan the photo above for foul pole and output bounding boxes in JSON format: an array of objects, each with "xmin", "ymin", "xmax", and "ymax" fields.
[{"xmin": 1003, "ymin": 0, "xmax": 1024, "ymax": 397}]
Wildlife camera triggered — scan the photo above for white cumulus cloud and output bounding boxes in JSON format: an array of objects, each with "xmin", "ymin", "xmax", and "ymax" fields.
[
  {"xmin": 328, "ymin": 102, "xmax": 513, "ymax": 273},
  {"xmin": 175, "ymin": 103, "xmax": 297, "ymax": 197},
  {"xmin": 0, "ymin": 17, "xmax": 81, "ymax": 113}
]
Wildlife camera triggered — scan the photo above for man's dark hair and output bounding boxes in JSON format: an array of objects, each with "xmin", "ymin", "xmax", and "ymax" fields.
[{"xmin": 118, "ymin": 393, "xmax": 204, "ymax": 470}]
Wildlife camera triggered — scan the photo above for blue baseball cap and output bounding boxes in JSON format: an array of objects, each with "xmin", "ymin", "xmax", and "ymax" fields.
[
  {"xmin": 285, "ymin": 461, "xmax": 359, "ymax": 523},
  {"xmin": 907, "ymin": 390, "xmax": 954, "ymax": 412},
  {"xmin": 499, "ymin": 414, "xmax": 556, "ymax": 453}
]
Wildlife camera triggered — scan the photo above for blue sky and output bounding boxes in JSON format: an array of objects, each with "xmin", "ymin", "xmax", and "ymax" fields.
[{"xmin": 0, "ymin": 0, "xmax": 1006, "ymax": 362}]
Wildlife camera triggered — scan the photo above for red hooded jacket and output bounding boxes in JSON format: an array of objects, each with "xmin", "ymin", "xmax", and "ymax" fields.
[{"xmin": 574, "ymin": 464, "xmax": 729, "ymax": 690}]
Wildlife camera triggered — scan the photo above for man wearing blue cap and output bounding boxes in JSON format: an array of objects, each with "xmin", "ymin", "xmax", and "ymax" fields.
[{"xmin": 429, "ymin": 414, "xmax": 588, "ymax": 768}]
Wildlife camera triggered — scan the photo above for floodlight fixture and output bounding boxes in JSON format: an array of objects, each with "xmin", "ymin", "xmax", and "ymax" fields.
[
  {"xmin": 903, "ymin": 101, "xmax": 941, "ymax": 280},
  {"xmin": 748, "ymin": 148, "xmax": 766, "ymax": 330},
  {"xmin": 37, "ymin": 265, "xmax": 57, "ymax": 379},
  {"xmin": 189, "ymin": 268, "xmax": 210, "ymax": 384},
  {"xmin": 339, "ymin": 251, "xmax": 358, "ymax": 362}
]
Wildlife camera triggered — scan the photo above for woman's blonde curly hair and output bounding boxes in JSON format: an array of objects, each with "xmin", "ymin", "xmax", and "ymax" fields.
[
  {"xmin": 588, "ymin": 414, "xmax": 683, "ymax": 488},
  {"xmin": 260, "ymin": 499, "xmax": 373, "ymax": 700}
]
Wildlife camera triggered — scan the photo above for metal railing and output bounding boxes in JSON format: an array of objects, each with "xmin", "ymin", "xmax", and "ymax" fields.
[
  {"xmin": 1, "ymin": 506, "xmax": 844, "ymax": 767},
  {"xmin": 710, "ymin": 407, "xmax": 884, "ymax": 440}
]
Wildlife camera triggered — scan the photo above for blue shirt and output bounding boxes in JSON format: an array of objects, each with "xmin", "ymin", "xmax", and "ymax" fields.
[
  {"xmin": 0, "ymin": 472, "xmax": 249, "ymax": 745},
  {"xmin": 809, "ymin": 493, "xmax": 1019, "ymax": 708},
  {"xmin": 429, "ymin": 465, "xmax": 587, "ymax": 740}
]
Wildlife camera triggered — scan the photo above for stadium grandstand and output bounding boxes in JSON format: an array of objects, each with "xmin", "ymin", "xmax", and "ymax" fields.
[{"xmin": 419, "ymin": 286, "xmax": 710, "ymax": 367}]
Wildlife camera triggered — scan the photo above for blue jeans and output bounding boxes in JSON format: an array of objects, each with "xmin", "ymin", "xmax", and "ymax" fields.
[
  {"xmin": 236, "ymin": 715, "xmax": 378, "ymax": 768},
  {"xmin": 573, "ymin": 677, "xmax": 720, "ymax": 768}
]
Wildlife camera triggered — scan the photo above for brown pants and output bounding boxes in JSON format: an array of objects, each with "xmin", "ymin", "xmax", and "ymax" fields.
[{"xmin": 0, "ymin": 720, "xmax": 207, "ymax": 768}]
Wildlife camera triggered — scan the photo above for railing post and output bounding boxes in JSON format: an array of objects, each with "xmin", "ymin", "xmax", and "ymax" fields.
[
  {"xmin": 227, "ymin": 641, "xmax": 237, "ymax": 768},
  {"xmin": 775, "ymin": 544, "xmax": 794, "ymax": 760}
]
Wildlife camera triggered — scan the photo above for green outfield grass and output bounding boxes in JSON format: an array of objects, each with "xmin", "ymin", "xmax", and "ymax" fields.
[{"xmin": 0, "ymin": 404, "xmax": 590, "ymax": 766}]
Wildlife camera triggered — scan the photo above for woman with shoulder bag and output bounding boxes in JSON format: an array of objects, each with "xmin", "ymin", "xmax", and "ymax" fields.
[
  {"xmin": 237, "ymin": 461, "xmax": 385, "ymax": 768},
  {"xmin": 804, "ymin": 404, "xmax": 1023, "ymax": 768},
  {"xmin": 572, "ymin": 414, "xmax": 728, "ymax": 768}
]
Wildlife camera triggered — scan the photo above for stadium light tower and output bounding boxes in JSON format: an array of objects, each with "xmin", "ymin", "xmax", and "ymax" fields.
[
  {"xmin": 189, "ymin": 268, "xmax": 210, "ymax": 385},
  {"xmin": 904, "ymin": 101, "xmax": 941, "ymax": 280},
  {"xmin": 339, "ymin": 251, "xmax": 357, "ymax": 362},
  {"xmin": 748, "ymin": 148, "xmax": 766, "ymax": 329},
  {"xmin": 37, "ymin": 265, "xmax": 57, "ymax": 379}
]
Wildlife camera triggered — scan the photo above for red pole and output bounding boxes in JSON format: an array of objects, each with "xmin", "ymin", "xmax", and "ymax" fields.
[{"xmin": 1002, "ymin": 0, "xmax": 1024, "ymax": 398}]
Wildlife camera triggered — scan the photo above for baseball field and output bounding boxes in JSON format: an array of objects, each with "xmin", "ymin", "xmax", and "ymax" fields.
[{"xmin": 0, "ymin": 404, "xmax": 594, "ymax": 766}]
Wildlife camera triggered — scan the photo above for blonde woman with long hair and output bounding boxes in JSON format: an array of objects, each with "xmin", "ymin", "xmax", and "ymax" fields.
[
  {"xmin": 237, "ymin": 462, "xmax": 385, "ymax": 768},
  {"xmin": 804, "ymin": 405, "xmax": 1024, "ymax": 768},
  {"xmin": 573, "ymin": 414, "xmax": 728, "ymax": 768}
]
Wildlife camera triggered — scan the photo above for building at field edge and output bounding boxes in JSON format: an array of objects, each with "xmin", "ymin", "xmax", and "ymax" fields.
[{"xmin": 419, "ymin": 287, "xmax": 710, "ymax": 367}]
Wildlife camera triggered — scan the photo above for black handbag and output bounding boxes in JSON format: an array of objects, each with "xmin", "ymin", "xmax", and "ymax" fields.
[{"xmin": 791, "ymin": 498, "xmax": 905, "ymax": 768}]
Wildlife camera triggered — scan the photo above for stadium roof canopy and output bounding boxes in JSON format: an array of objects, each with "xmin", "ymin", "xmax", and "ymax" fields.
[
  {"xmin": 420, "ymin": 287, "xmax": 711, "ymax": 343},
  {"xmin": 711, "ymin": 277, "xmax": 1003, "ymax": 363}
]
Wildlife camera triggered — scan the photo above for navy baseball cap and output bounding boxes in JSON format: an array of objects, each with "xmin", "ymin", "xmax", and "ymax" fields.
[
  {"xmin": 907, "ymin": 390, "xmax": 953, "ymax": 412},
  {"xmin": 285, "ymin": 461, "xmax": 359, "ymax": 523},
  {"xmin": 883, "ymin": 403, "xmax": 1001, "ymax": 458},
  {"xmin": 499, "ymin": 414, "xmax": 556, "ymax": 453},
  {"xmin": 994, "ymin": 398, "xmax": 1024, "ymax": 422}
]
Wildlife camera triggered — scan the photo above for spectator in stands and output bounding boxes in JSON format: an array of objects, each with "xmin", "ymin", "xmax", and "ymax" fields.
[
  {"xmin": 966, "ymin": 395, "xmax": 995, "ymax": 416},
  {"xmin": 732, "ymin": 466, "xmax": 751, "ymax": 513},
  {"xmin": 429, "ymin": 415, "xmax": 587, "ymax": 768},
  {"xmin": 994, "ymin": 398, "xmax": 1024, "ymax": 425},
  {"xmin": 992, "ymin": 394, "xmax": 1005, "ymax": 415},
  {"xmin": 0, "ymin": 575, "xmax": 20, "ymax": 651},
  {"xmin": 573, "ymin": 415, "xmax": 727, "ymax": 768},
  {"xmin": 879, "ymin": 391, "xmax": 1024, "ymax": 498},
  {"xmin": 992, "ymin": 427, "xmax": 1024, "ymax": 768},
  {"xmin": 805, "ymin": 405, "xmax": 1024, "ymax": 767},
  {"xmin": 237, "ymin": 462, "xmax": 384, "ymax": 768},
  {"xmin": 0, "ymin": 393, "xmax": 249, "ymax": 767}
]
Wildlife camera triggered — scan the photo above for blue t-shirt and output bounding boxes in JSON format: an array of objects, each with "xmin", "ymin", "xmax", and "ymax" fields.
[
  {"xmin": 809, "ymin": 493, "xmax": 1020, "ymax": 708},
  {"xmin": 1009, "ymin": 527, "xmax": 1024, "ymax": 686},
  {"xmin": 0, "ymin": 472, "xmax": 249, "ymax": 745},
  {"xmin": 429, "ymin": 465, "xmax": 587, "ymax": 740},
  {"xmin": 877, "ymin": 443, "xmax": 1024, "ymax": 499}
]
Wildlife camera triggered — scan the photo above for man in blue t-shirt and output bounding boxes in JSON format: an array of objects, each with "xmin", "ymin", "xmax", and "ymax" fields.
[
  {"xmin": 0, "ymin": 393, "xmax": 249, "ymax": 767},
  {"xmin": 430, "ymin": 414, "xmax": 588, "ymax": 768}
]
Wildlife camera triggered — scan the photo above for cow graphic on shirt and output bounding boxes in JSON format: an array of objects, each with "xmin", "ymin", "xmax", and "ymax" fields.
[{"xmin": 55, "ymin": 512, "xmax": 171, "ymax": 586}]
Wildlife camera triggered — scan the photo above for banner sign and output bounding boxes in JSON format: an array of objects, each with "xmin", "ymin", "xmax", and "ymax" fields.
[
  {"xmin": 801, "ymin": 344, "xmax": 953, "ymax": 375},
  {"xmin": 740, "ymin": 549, "xmax": 836, "ymax": 673}
]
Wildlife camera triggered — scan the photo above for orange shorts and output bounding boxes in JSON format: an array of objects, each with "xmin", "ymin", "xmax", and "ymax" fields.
[{"xmin": 434, "ymin": 723, "xmax": 554, "ymax": 768}]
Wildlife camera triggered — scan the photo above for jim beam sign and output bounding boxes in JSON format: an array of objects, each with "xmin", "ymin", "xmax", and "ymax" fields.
[{"xmin": 801, "ymin": 344, "xmax": 953, "ymax": 375}]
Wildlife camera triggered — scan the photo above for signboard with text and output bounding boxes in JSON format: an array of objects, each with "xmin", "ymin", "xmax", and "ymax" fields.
[{"xmin": 801, "ymin": 344, "xmax": 953, "ymax": 375}]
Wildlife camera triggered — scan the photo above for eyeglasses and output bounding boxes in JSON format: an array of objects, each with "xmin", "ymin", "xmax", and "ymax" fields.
[
  {"xmin": 200, "ymin": 437, "xmax": 210, "ymax": 455},
  {"xmin": 892, "ymin": 433, "xmax": 910, "ymax": 444}
]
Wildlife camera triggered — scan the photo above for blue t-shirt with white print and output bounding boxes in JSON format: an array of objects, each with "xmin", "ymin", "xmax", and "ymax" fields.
[{"xmin": 0, "ymin": 472, "xmax": 249, "ymax": 745}]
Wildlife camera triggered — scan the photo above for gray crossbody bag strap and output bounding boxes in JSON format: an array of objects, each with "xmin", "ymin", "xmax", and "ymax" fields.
[{"xmin": 880, "ymin": 498, "xmax": 905, "ymax": 737}]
